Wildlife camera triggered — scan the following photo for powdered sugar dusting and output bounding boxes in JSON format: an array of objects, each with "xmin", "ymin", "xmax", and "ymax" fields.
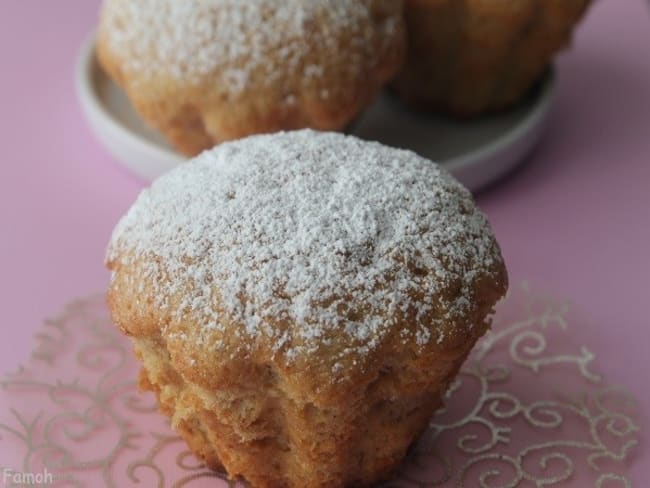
[
  {"xmin": 107, "ymin": 131, "xmax": 503, "ymax": 364},
  {"xmin": 99, "ymin": 0, "xmax": 401, "ymax": 94}
]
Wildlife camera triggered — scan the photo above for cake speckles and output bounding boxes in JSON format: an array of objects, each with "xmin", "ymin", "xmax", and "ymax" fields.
[{"xmin": 106, "ymin": 130, "xmax": 506, "ymax": 371}]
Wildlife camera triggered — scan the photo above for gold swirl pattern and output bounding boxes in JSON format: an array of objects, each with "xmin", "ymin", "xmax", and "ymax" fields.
[
  {"xmin": 384, "ymin": 284, "xmax": 639, "ymax": 487},
  {"xmin": 0, "ymin": 285, "xmax": 640, "ymax": 487}
]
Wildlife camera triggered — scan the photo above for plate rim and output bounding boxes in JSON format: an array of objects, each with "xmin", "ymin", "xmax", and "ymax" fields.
[
  {"xmin": 442, "ymin": 74, "xmax": 555, "ymax": 176},
  {"xmin": 76, "ymin": 33, "xmax": 555, "ymax": 188},
  {"xmin": 75, "ymin": 35, "xmax": 185, "ymax": 174}
]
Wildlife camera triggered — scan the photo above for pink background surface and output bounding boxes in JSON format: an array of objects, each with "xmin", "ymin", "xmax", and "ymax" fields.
[{"xmin": 0, "ymin": 0, "xmax": 648, "ymax": 484}]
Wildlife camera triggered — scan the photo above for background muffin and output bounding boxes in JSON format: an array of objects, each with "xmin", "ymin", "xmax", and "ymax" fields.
[
  {"xmin": 97, "ymin": 0, "xmax": 406, "ymax": 155},
  {"xmin": 392, "ymin": 0, "xmax": 593, "ymax": 117},
  {"xmin": 106, "ymin": 130, "xmax": 507, "ymax": 488}
]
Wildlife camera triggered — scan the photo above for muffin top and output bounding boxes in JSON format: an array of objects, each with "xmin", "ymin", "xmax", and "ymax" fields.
[
  {"xmin": 98, "ymin": 0, "xmax": 403, "ymax": 94},
  {"xmin": 107, "ymin": 131, "xmax": 506, "ymax": 385}
]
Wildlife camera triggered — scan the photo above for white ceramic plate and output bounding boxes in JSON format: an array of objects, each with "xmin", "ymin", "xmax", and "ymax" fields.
[{"xmin": 76, "ymin": 36, "xmax": 555, "ymax": 191}]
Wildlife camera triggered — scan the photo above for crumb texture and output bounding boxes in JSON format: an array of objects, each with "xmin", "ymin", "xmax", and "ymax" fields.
[
  {"xmin": 134, "ymin": 334, "xmax": 465, "ymax": 488},
  {"xmin": 106, "ymin": 130, "xmax": 507, "ymax": 488}
]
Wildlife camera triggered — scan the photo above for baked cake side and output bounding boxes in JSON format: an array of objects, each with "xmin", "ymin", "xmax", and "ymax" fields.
[{"xmin": 106, "ymin": 130, "xmax": 508, "ymax": 487}]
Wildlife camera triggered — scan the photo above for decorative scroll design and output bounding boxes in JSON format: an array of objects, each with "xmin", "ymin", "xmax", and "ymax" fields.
[
  {"xmin": 0, "ymin": 296, "xmax": 235, "ymax": 487},
  {"xmin": 1, "ymin": 285, "xmax": 640, "ymax": 487},
  {"xmin": 384, "ymin": 284, "xmax": 639, "ymax": 487}
]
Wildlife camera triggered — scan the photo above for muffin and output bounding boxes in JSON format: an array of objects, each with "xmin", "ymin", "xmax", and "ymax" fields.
[
  {"xmin": 96, "ymin": 0, "xmax": 406, "ymax": 155},
  {"xmin": 106, "ymin": 130, "xmax": 507, "ymax": 487},
  {"xmin": 392, "ymin": 0, "xmax": 593, "ymax": 117}
]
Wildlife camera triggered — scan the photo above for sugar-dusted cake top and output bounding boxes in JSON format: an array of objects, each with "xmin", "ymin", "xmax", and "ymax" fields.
[
  {"xmin": 99, "ymin": 0, "xmax": 401, "ymax": 92},
  {"xmin": 107, "ymin": 130, "xmax": 506, "ymax": 367}
]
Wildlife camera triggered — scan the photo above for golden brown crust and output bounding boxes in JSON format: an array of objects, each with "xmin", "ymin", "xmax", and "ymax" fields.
[
  {"xmin": 131, "ymin": 332, "xmax": 475, "ymax": 487},
  {"xmin": 106, "ymin": 131, "xmax": 508, "ymax": 487},
  {"xmin": 109, "ymin": 254, "xmax": 504, "ymax": 488},
  {"xmin": 96, "ymin": 0, "xmax": 406, "ymax": 155},
  {"xmin": 392, "ymin": 0, "xmax": 593, "ymax": 117}
]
